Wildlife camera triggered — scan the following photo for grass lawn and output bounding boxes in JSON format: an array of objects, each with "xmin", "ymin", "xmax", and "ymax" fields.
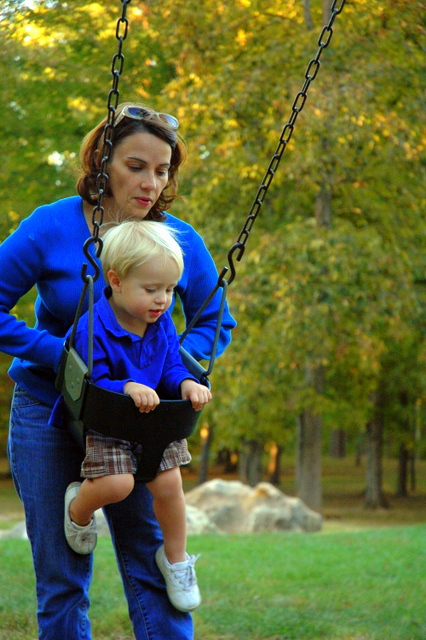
[
  {"xmin": 0, "ymin": 525, "xmax": 425, "ymax": 640},
  {"xmin": 1, "ymin": 455, "xmax": 425, "ymax": 639}
]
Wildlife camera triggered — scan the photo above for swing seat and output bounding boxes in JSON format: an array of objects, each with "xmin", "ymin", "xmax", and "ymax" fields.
[{"xmin": 56, "ymin": 344, "xmax": 209, "ymax": 482}]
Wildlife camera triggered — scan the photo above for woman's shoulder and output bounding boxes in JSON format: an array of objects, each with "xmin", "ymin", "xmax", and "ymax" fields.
[
  {"xmin": 20, "ymin": 197, "xmax": 83, "ymax": 234},
  {"xmin": 164, "ymin": 212, "xmax": 198, "ymax": 235},
  {"xmin": 30, "ymin": 196, "xmax": 82, "ymax": 221},
  {"xmin": 163, "ymin": 212, "xmax": 206, "ymax": 251}
]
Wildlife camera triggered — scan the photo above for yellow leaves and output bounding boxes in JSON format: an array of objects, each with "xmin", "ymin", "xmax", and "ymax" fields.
[
  {"xmin": 7, "ymin": 210, "xmax": 20, "ymax": 235},
  {"xmin": 240, "ymin": 164, "xmax": 261, "ymax": 180},
  {"xmin": 8, "ymin": 210, "xmax": 19, "ymax": 223},
  {"xmin": 17, "ymin": 22, "xmax": 54, "ymax": 48},
  {"xmin": 235, "ymin": 29, "xmax": 251, "ymax": 47},
  {"xmin": 84, "ymin": 3, "xmax": 105, "ymax": 18},
  {"xmin": 309, "ymin": 238, "xmax": 325, "ymax": 251},
  {"xmin": 43, "ymin": 67, "xmax": 55, "ymax": 79},
  {"xmin": 66, "ymin": 97, "xmax": 96, "ymax": 115}
]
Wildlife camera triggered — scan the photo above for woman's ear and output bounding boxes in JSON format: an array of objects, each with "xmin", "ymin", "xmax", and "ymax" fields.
[
  {"xmin": 108, "ymin": 269, "xmax": 122, "ymax": 292},
  {"xmin": 94, "ymin": 148, "xmax": 101, "ymax": 170}
]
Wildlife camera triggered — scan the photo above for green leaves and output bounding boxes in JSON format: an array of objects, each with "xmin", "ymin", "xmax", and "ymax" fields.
[{"xmin": 1, "ymin": 0, "xmax": 425, "ymax": 454}]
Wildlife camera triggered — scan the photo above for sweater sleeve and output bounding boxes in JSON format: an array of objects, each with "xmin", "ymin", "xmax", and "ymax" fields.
[
  {"xmin": 0, "ymin": 212, "xmax": 64, "ymax": 371},
  {"xmin": 167, "ymin": 215, "xmax": 237, "ymax": 362}
]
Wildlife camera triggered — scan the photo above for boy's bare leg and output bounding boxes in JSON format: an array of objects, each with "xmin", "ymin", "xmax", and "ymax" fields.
[
  {"xmin": 70, "ymin": 474, "xmax": 135, "ymax": 525},
  {"xmin": 147, "ymin": 467, "xmax": 186, "ymax": 564}
]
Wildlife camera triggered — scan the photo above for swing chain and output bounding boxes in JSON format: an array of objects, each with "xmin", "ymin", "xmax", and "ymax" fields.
[
  {"xmin": 81, "ymin": 0, "xmax": 131, "ymax": 284},
  {"xmin": 223, "ymin": 0, "xmax": 346, "ymax": 286}
]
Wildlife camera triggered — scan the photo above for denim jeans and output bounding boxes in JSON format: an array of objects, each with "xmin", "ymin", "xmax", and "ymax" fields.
[{"xmin": 8, "ymin": 386, "xmax": 194, "ymax": 640}]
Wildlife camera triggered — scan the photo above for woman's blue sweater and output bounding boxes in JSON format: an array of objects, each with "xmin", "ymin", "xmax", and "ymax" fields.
[{"xmin": 0, "ymin": 196, "xmax": 235, "ymax": 405}]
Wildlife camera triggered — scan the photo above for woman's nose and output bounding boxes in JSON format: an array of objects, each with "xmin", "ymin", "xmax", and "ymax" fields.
[{"xmin": 141, "ymin": 170, "xmax": 156, "ymax": 190}]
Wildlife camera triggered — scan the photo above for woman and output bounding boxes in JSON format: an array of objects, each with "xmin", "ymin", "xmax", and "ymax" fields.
[{"xmin": 4, "ymin": 103, "xmax": 236, "ymax": 640}]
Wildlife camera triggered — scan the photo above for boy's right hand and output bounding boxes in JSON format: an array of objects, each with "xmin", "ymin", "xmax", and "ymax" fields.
[{"xmin": 124, "ymin": 382, "xmax": 160, "ymax": 413}]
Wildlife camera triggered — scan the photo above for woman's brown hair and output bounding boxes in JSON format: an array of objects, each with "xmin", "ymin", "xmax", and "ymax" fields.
[{"xmin": 76, "ymin": 103, "xmax": 187, "ymax": 221}]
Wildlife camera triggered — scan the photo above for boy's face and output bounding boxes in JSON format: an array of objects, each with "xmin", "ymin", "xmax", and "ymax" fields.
[{"xmin": 107, "ymin": 255, "xmax": 180, "ymax": 335}]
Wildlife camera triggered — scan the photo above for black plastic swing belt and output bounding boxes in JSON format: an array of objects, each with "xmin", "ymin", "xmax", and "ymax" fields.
[{"xmin": 56, "ymin": 0, "xmax": 346, "ymax": 482}]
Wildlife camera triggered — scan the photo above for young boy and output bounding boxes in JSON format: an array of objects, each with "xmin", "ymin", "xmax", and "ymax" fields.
[{"xmin": 58, "ymin": 220, "xmax": 212, "ymax": 612}]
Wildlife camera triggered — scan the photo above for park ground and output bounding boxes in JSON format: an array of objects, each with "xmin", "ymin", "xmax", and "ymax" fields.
[{"xmin": 1, "ymin": 455, "xmax": 425, "ymax": 640}]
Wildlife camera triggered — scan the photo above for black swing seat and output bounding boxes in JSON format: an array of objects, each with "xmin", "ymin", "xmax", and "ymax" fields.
[{"xmin": 56, "ymin": 344, "xmax": 209, "ymax": 483}]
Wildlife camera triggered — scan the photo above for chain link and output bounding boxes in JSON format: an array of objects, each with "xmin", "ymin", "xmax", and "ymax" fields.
[
  {"xmin": 222, "ymin": 0, "xmax": 346, "ymax": 285},
  {"xmin": 82, "ymin": 0, "xmax": 131, "ymax": 283}
]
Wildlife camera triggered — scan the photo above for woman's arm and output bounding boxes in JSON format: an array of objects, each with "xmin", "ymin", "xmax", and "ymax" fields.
[
  {"xmin": 0, "ymin": 213, "xmax": 64, "ymax": 371},
  {"xmin": 166, "ymin": 214, "xmax": 237, "ymax": 362}
]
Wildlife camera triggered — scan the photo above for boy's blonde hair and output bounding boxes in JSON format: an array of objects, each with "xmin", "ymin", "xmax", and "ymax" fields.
[{"xmin": 101, "ymin": 220, "xmax": 184, "ymax": 281}]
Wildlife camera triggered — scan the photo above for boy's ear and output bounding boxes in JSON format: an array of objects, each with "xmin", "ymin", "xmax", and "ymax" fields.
[{"xmin": 108, "ymin": 269, "xmax": 122, "ymax": 292}]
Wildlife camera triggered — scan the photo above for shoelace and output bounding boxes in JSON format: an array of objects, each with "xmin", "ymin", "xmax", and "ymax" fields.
[
  {"xmin": 72, "ymin": 520, "xmax": 96, "ymax": 544},
  {"xmin": 171, "ymin": 555, "xmax": 200, "ymax": 590}
]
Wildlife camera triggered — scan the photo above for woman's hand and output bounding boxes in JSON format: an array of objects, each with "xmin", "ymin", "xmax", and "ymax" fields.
[
  {"xmin": 124, "ymin": 381, "xmax": 160, "ymax": 413},
  {"xmin": 180, "ymin": 379, "xmax": 212, "ymax": 411}
]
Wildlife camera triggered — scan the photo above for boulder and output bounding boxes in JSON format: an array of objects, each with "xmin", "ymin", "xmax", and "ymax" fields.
[{"xmin": 185, "ymin": 479, "xmax": 322, "ymax": 533}]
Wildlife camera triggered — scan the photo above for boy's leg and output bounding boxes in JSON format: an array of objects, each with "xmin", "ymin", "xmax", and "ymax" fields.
[
  {"xmin": 147, "ymin": 467, "xmax": 201, "ymax": 613},
  {"xmin": 147, "ymin": 467, "xmax": 186, "ymax": 564},
  {"xmin": 65, "ymin": 473, "xmax": 134, "ymax": 555},
  {"xmin": 103, "ymin": 483, "xmax": 195, "ymax": 639},
  {"xmin": 70, "ymin": 474, "xmax": 135, "ymax": 525}
]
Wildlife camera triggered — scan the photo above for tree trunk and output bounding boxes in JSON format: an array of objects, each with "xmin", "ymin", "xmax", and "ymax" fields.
[
  {"xmin": 296, "ymin": 365, "xmax": 324, "ymax": 513},
  {"xmin": 322, "ymin": 0, "xmax": 333, "ymax": 23},
  {"xmin": 267, "ymin": 442, "xmax": 283, "ymax": 485},
  {"xmin": 395, "ymin": 443, "xmax": 410, "ymax": 497},
  {"xmin": 216, "ymin": 448, "xmax": 238, "ymax": 474},
  {"xmin": 329, "ymin": 429, "xmax": 346, "ymax": 458},
  {"xmin": 409, "ymin": 452, "xmax": 416, "ymax": 492},
  {"xmin": 355, "ymin": 433, "xmax": 364, "ymax": 467},
  {"xmin": 198, "ymin": 422, "xmax": 213, "ymax": 485},
  {"xmin": 315, "ymin": 184, "xmax": 332, "ymax": 228},
  {"xmin": 239, "ymin": 439, "xmax": 262, "ymax": 487},
  {"xmin": 364, "ymin": 392, "xmax": 388, "ymax": 508},
  {"xmin": 303, "ymin": 0, "xmax": 314, "ymax": 30}
]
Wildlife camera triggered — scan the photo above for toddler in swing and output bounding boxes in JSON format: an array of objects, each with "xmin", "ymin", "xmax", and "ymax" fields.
[{"xmin": 56, "ymin": 219, "xmax": 211, "ymax": 612}]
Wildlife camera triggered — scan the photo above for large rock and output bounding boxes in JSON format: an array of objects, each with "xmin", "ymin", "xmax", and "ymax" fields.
[
  {"xmin": 1, "ymin": 479, "xmax": 321, "ymax": 540},
  {"xmin": 185, "ymin": 479, "xmax": 322, "ymax": 533}
]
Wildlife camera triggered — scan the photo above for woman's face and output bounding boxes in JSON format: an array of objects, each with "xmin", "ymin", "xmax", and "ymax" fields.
[{"xmin": 106, "ymin": 131, "xmax": 172, "ymax": 219}]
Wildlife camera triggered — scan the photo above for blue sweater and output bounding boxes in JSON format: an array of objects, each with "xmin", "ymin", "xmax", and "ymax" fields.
[{"xmin": 0, "ymin": 196, "xmax": 236, "ymax": 406}]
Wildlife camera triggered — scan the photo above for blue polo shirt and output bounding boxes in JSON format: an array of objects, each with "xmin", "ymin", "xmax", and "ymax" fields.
[{"xmin": 73, "ymin": 287, "xmax": 197, "ymax": 398}]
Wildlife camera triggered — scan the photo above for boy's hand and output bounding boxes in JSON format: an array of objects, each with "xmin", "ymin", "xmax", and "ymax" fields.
[
  {"xmin": 180, "ymin": 379, "xmax": 212, "ymax": 411},
  {"xmin": 124, "ymin": 382, "xmax": 160, "ymax": 413}
]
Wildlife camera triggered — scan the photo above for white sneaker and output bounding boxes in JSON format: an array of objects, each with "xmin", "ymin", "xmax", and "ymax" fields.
[
  {"xmin": 155, "ymin": 544, "xmax": 202, "ymax": 612},
  {"xmin": 64, "ymin": 482, "xmax": 97, "ymax": 555}
]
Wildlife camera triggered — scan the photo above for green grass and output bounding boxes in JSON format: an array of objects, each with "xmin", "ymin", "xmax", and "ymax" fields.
[
  {"xmin": 1, "ymin": 455, "xmax": 425, "ymax": 638},
  {"xmin": 1, "ymin": 525, "xmax": 425, "ymax": 640}
]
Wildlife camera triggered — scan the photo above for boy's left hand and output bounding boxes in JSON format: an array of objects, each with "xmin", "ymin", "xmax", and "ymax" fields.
[{"xmin": 180, "ymin": 379, "xmax": 212, "ymax": 411}]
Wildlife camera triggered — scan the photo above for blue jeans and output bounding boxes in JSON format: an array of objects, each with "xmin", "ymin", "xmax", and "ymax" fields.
[{"xmin": 8, "ymin": 386, "xmax": 194, "ymax": 640}]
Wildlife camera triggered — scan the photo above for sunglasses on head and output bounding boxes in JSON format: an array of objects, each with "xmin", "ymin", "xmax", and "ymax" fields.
[{"xmin": 114, "ymin": 106, "xmax": 179, "ymax": 130}]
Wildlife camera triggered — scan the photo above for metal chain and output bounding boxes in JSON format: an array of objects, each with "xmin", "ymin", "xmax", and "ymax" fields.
[
  {"xmin": 81, "ymin": 0, "xmax": 131, "ymax": 283},
  {"xmin": 221, "ymin": 0, "xmax": 346, "ymax": 285}
]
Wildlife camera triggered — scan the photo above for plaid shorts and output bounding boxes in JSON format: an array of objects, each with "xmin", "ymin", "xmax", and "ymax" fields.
[{"xmin": 81, "ymin": 430, "xmax": 191, "ymax": 479}]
